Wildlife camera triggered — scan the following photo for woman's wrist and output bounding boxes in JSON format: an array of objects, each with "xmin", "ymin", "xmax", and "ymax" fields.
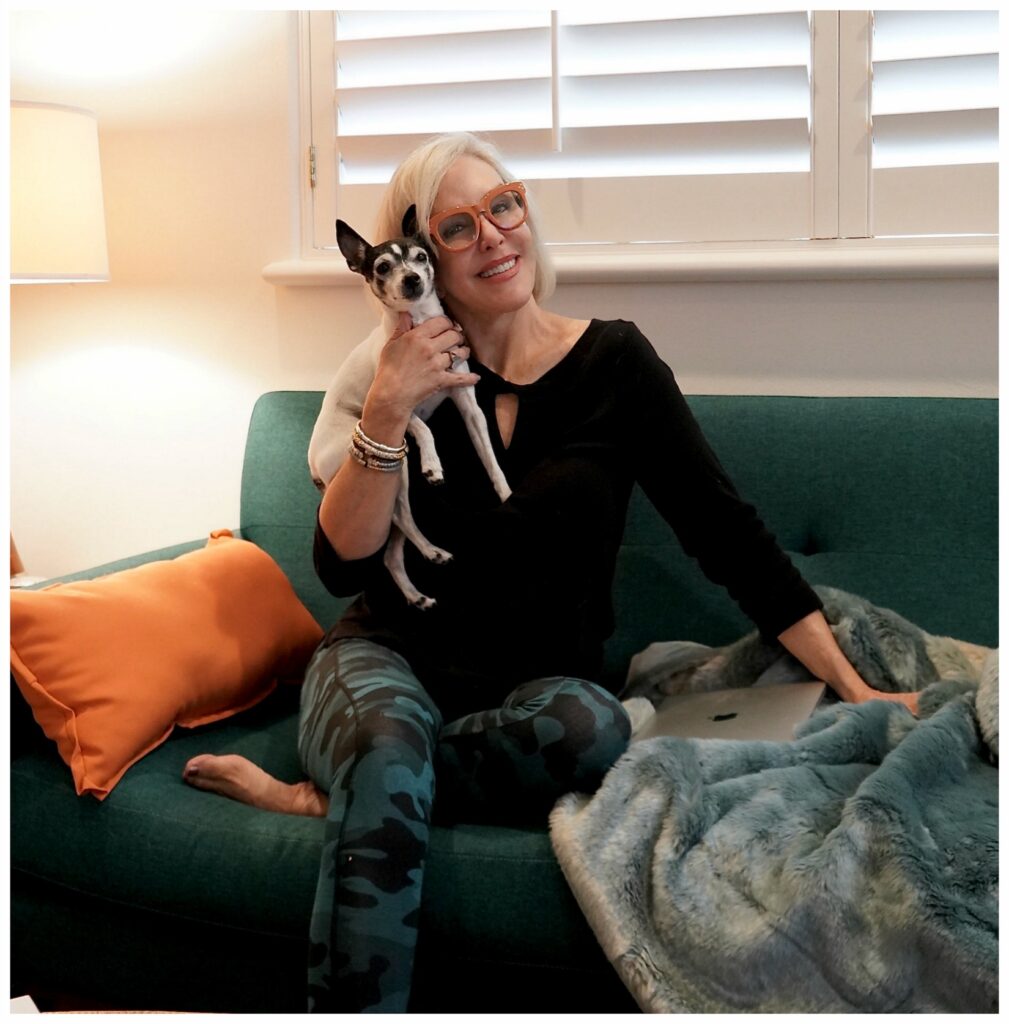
[
  {"xmin": 777, "ymin": 610, "xmax": 875, "ymax": 703},
  {"xmin": 827, "ymin": 668, "xmax": 875, "ymax": 703},
  {"xmin": 360, "ymin": 393, "xmax": 411, "ymax": 447}
]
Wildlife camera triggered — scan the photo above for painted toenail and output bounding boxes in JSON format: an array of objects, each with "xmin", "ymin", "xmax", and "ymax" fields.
[{"xmin": 186, "ymin": 765, "xmax": 199, "ymax": 777}]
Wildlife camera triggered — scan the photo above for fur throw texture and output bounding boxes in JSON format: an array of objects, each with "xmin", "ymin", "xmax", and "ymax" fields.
[
  {"xmin": 550, "ymin": 589, "xmax": 998, "ymax": 1013},
  {"xmin": 622, "ymin": 585, "xmax": 989, "ymax": 709}
]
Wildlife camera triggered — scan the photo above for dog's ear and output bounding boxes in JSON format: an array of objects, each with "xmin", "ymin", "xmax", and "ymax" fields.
[
  {"xmin": 401, "ymin": 204, "xmax": 419, "ymax": 238},
  {"xmin": 401, "ymin": 205, "xmax": 438, "ymax": 265},
  {"xmin": 336, "ymin": 220, "xmax": 369, "ymax": 274}
]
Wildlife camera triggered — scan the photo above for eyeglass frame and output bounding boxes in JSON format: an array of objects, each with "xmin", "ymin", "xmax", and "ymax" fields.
[{"xmin": 427, "ymin": 181, "xmax": 528, "ymax": 252}]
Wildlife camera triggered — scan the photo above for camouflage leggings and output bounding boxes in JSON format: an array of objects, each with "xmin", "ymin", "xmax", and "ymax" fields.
[{"xmin": 297, "ymin": 637, "xmax": 630, "ymax": 1013}]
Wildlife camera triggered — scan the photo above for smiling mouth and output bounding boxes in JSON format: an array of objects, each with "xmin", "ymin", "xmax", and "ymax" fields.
[{"xmin": 478, "ymin": 257, "xmax": 517, "ymax": 279}]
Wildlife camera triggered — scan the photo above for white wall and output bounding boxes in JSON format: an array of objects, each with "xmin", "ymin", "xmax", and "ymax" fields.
[{"xmin": 9, "ymin": 11, "xmax": 998, "ymax": 580}]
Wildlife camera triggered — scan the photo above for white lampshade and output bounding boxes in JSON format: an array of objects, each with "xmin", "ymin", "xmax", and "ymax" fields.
[{"xmin": 11, "ymin": 101, "xmax": 110, "ymax": 283}]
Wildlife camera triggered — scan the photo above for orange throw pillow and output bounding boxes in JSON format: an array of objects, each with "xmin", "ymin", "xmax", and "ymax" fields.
[{"xmin": 10, "ymin": 530, "xmax": 323, "ymax": 799}]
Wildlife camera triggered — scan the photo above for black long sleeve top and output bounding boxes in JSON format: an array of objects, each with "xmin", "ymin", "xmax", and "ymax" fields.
[{"xmin": 314, "ymin": 319, "xmax": 822, "ymax": 719}]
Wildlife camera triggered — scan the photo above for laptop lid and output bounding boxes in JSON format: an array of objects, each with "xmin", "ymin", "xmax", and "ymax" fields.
[{"xmin": 633, "ymin": 682, "xmax": 827, "ymax": 743}]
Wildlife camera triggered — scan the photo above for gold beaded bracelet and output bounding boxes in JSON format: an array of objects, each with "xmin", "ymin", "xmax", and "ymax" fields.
[
  {"xmin": 348, "ymin": 420, "xmax": 407, "ymax": 472},
  {"xmin": 353, "ymin": 420, "xmax": 407, "ymax": 456}
]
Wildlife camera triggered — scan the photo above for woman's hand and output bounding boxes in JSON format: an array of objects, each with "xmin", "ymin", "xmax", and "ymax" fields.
[
  {"xmin": 363, "ymin": 313, "xmax": 479, "ymax": 435},
  {"xmin": 847, "ymin": 686, "xmax": 920, "ymax": 715},
  {"xmin": 321, "ymin": 313, "xmax": 480, "ymax": 561},
  {"xmin": 778, "ymin": 610, "xmax": 921, "ymax": 716}
]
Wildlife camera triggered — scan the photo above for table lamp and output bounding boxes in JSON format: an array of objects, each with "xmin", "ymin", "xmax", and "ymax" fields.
[
  {"xmin": 11, "ymin": 101, "xmax": 109, "ymax": 283},
  {"xmin": 10, "ymin": 101, "xmax": 110, "ymax": 584}
]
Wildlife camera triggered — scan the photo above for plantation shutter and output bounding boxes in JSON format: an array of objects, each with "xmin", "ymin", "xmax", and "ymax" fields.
[
  {"xmin": 870, "ymin": 9, "xmax": 998, "ymax": 236},
  {"xmin": 307, "ymin": 10, "xmax": 998, "ymax": 249},
  {"xmin": 312, "ymin": 10, "xmax": 814, "ymax": 247}
]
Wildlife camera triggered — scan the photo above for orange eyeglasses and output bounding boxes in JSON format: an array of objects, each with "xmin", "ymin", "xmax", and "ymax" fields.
[{"xmin": 428, "ymin": 181, "xmax": 528, "ymax": 252}]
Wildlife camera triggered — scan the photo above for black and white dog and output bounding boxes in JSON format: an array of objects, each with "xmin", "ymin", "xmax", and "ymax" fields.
[{"xmin": 308, "ymin": 207, "xmax": 511, "ymax": 609}]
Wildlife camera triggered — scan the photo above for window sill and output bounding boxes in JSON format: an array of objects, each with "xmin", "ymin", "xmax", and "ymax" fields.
[{"xmin": 262, "ymin": 236, "xmax": 997, "ymax": 287}]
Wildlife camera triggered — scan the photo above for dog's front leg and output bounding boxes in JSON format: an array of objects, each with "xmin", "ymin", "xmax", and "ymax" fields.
[
  {"xmin": 450, "ymin": 387, "xmax": 512, "ymax": 501},
  {"xmin": 407, "ymin": 414, "xmax": 445, "ymax": 485}
]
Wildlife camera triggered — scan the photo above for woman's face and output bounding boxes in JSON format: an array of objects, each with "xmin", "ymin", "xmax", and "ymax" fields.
[{"xmin": 429, "ymin": 154, "xmax": 537, "ymax": 322}]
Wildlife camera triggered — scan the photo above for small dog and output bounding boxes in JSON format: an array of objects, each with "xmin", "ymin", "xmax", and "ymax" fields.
[{"xmin": 308, "ymin": 206, "xmax": 511, "ymax": 609}]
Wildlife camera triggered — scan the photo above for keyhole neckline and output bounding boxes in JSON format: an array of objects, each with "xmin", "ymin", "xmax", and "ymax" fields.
[{"xmin": 495, "ymin": 392, "xmax": 519, "ymax": 450}]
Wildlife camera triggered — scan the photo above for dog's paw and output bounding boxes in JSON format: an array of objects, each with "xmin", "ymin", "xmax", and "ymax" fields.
[
  {"xmin": 423, "ymin": 468, "xmax": 445, "ymax": 485},
  {"xmin": 426, "ymin": 547, "xmax": 453, "ymax": 565},
  {"xmin": 411, "ymin": 595, "xmax": 437, "ymax": 611}
]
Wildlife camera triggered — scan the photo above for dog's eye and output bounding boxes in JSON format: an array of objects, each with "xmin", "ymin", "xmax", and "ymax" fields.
[
  {"xmin": 375, "ymin": 261, "xmax": 391, "ymax": 277},
  {"xmin": 415, "ymin": 251, "xmax": 428, "ymax": 264}
]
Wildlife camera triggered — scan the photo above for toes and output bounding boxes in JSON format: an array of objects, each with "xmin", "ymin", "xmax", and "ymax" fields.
[
  {"xmin": 183, "ymin": 763, "xmax": 220, "ymax": 791},
  {"xmin": 183, "ymin": 754, "xmax": 214, "ymax": 781},
  {"xmin": 182, "ymin": 753, "xmax": 245, "ymax": 788}
]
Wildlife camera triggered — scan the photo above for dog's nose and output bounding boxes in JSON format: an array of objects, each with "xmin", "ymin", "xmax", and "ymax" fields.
[{"xmin": 402, "ymin": 273, "xmax": 421, "ymax": 296}]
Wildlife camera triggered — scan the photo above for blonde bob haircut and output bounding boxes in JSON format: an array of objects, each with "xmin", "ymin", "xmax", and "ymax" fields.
[{"xmin": 373, "ymin": 132, "xmax": 556, "ymax": 306}]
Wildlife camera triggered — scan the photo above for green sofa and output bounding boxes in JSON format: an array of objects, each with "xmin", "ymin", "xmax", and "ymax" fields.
[{"xmin": 11, "ymin": 391, "xmax": 997, "ymax": 1012}]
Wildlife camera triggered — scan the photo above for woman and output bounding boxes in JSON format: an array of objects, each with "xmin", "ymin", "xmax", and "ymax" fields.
[{"xmin": 184, "ymin": 133, "xmax": 920, "ymax": 1012}]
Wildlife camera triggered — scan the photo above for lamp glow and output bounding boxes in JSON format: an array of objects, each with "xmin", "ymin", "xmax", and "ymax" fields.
[{"xmin": 11, "ymin": 102, "xmax": 110, "ymax": 283}]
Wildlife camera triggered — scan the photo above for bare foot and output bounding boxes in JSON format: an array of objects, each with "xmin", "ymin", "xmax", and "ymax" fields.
[{"xmin": 183, "ymin": 754, "xmax": 328, "ymax": 817}]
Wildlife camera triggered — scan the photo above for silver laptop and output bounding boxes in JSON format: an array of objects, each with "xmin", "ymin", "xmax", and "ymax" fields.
[{"xmin": 633, "ymin": 682, "xmax": 827, "ymax": 743}]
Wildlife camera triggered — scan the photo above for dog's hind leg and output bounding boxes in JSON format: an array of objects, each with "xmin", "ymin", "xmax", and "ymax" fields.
[
  {"xmin": 451, "ymin": 387, "xmax": 512, "ymax": 501},
  {"xmin": 393, "ymin": 461, "xmax": 452, "ymax": 565},
  {"xmin": 382, "ymin": 463, "xmax": 451, "ymax": 608},
  {"xmin": 383, "ymin": 525, "xmax": 437, "ymax": 611},
  {"xmin": 407, "ymin": 414, "xmax": 445, "ymax": 485}
]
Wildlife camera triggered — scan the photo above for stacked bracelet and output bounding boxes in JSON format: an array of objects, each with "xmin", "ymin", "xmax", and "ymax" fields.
[{"xmin": 349, "ymin": 420, "xmax": 407, "ymax": 473}]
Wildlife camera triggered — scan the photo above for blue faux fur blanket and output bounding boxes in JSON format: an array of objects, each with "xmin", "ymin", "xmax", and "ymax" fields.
[{"xmin": 550, "ymin": 593, "xmax": 998, "ymax": 1013}]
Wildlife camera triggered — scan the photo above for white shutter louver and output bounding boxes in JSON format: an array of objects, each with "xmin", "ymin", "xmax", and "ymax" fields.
[
  {"xmin": 334, "ymin": 11, "xmax": 552, "ymax": 186},
  {"xmin": 871, "ymin": 9, "xmax": 998, "ymax": 236},
  {"xmin": 554, "ymin": 12, "xmax": 811, "ymax": 179},
  {"xmin": 321, "ymin": 10, "xmax": 814, "ymax": 245}
]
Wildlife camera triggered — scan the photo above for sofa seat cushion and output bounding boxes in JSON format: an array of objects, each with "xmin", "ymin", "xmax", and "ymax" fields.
[
  {"xmin": 12, "ymin": 688, "xmax": 319, "ymax": 936},
  {"xmin": 11, "ymin": 686, "xmax": 605, "ymax": 971}
]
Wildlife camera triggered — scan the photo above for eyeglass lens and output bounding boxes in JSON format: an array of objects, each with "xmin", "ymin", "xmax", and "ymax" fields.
[{"xmin": 437, "ymin": 188, "xmax": 526, "ymax": 249}]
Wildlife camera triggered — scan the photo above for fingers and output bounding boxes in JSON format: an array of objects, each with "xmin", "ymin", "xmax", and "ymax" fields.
[
  {"xmin": 438, "ymin": 343, "xmax": 472, "ymax": 378},
  {"xmin": 429, "ymin": 325, "xmax": 465, "ymax": 353},
  {"xmin": 445, "ymin": 344, "xmax": 471, "ymax": 362},
  {"xmin": 417, "ymin": 323, "xmax": 465, "ymax": 366},
  {"xmin": 405, "ymin": 314, "xmax": 455, "ymax": 339},
  {"xmin": 389, "ymin": 314, "xmax": 462, "ymax": 350},
  {"xmin": 428, "ymin": 315, "xmax": 458, "ymax": 335},
  {"xmin": 376, "ymin": 313, "xmax": 476, "ymax": 403},
  {"xmin": 441, "ymin": 371, "xmax": 481, "ymax": 388}
]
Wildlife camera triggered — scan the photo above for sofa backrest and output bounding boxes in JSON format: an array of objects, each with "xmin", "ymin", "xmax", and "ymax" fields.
[{"xmin": 241, "ymin": 392, "xmax": 997, "ymax": 688}]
